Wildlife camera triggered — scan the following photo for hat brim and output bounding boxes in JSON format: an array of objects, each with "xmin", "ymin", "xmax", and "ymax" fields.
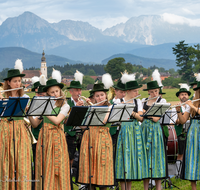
[
  {"xmin": 143, "ymin": 86, "xmax": 160, "ymax": 91},
  {"xmin": 190, "ymin": 82, "xmax": 198, "ymax": 86},
  {"xmin": 43, "ymin": 83, "xmax": 64, "ymax": 92},
  {"xmin": 113, "ymin": 85, "xmax": 126, "ymax": 91},
  {"xmin": 90, "ymin": 89, "xmax": 109, "ymax": 93},
  {"xmin": 193, "ymin": 87, "xmax": 200, "ymax": 91},
  {"xmin": 3, "ymin": 74, "xmax": 25, "ymax": 81},
  {"xmin": 126, "ymin": 84, "xmax": 142, "ymax": 90},
  {"xmin": 67, "ymin": 86, "xmax": 82, "ymax": 89},
  {"xmin": 176, "ymin": 91, "xmax": 191, "ymax": 97}
]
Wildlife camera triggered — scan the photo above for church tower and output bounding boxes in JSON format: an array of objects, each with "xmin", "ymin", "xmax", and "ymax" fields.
[{"xmin": 41, "ymin": 50, "xmax": 47, "ymax": 78}]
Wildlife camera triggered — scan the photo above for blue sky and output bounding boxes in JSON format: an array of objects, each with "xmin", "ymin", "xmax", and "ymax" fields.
[{"xmin": 0, "ymin": 0, "xmax": 200, "ymax": 30}]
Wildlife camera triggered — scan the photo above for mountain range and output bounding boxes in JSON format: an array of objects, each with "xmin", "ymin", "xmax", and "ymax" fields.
[
  {"xmin": 0, "ymin": 47, "xmax": 77, "ymax": 69},
  {"xmin": 0, "ymin": 11, "xmax": 200, "ymax": 67}
]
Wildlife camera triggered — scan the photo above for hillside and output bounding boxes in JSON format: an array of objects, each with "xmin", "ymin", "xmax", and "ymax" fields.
[
  {"xmin": 102, "ymin": 53, "xmax": 176, "ymax": 69},
  {"xmin": 0, "ymin": 47, "xmax": 78, "ymax": 69}
]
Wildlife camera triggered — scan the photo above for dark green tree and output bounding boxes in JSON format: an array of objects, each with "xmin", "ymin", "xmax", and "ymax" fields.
[
  {"xmin": 172, "ymin": 40, "xmax": 193, "ymax": 83},
  {"xmin": 188, "ymin": 44, "xmax": 200, "ymax": 73},
  {"xmin": 87, "ymin": 69, "xmax": 96, "ymax": 76},
  {"xmin": 0, "ymin": 68, "xmax": 10, "ymax": 81},
  {"xmin": 125, "ymin": 62, "xmax": 133, "ymax": 73},
  {"xmin": 104, "ymin": 57, "xmax": 126, "ymax": 80},
  {"xmin": 82, "ymin": 76, "xmax": 95, "ymax": 90}
]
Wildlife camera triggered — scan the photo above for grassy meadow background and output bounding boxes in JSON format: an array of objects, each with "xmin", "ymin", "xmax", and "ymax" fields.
[{"xmin": 72, "ymin": 178, "xmax": 200, "ymax": 190}]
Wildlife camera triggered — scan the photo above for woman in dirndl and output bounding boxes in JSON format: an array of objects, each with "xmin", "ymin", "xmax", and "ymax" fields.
[
  {"xmin": 115, "ymin": 80, "xmax": 148, "ymax": 190},
  {"xmin": 78, "ymin": 82, "xmax": 114, "ymax": 190},
  {"xmin": 31, "ymin": 74, "xmax": 71, "ymax": 190},
  {"xmin": 176, "ymin": 81, "xmax": 200, "ymax": 190},
  {"xmin": 0, "ymin": 66, "xmax": 32, "ymax": 190},
  {"xmin": 142, "ymin": 81, "xmax": 167, "ymax": 190}
]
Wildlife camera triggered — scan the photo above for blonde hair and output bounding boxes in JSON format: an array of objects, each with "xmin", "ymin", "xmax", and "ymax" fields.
[
  {"xmin": 47, "ymin": 87, "xmax": 66, "ymax": 107},
  {"xmin": 191, "ymin": 89, "xmax": 200, "ymax": 118},
  {"xmin": 3, "ymin": 78, "xmax": 24, "ymax": 98}
]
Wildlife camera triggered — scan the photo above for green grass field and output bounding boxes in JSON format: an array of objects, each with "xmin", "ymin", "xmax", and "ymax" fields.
[{"xmin": 72, "ymin": 177, "xmax": 200, "ymax": 190}]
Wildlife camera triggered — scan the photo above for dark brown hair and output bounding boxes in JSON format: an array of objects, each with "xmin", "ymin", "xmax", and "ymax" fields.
[
  {"xmin": 94, "ymin": 91, "xmax": 111, "ymax": 106},
  {"xmin": 191, "ymin": 89, "xmax": 200, "ymax": 118}
]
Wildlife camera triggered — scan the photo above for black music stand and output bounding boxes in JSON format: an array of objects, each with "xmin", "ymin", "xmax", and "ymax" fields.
[
  {"xmin": 107, "ymin": 103, "xmax": 135, "ymax": 190},
  {"xmin": 142, "ymin": 103, "xmax": 171, "ymax": 190},
  {"xmin": 159, "ymin": 110, "xmax": 180, "ymax": 189},
  {"xmin": 0, "ymin": 97, "xmax": 29, "ymax": 190},
  {"xmin": 26, "ymin": 96, "xmax": 62, "ymax": 190},
  {"xmin": 66, "ymin": 105, "xmax": 110, "ymax": 190}
]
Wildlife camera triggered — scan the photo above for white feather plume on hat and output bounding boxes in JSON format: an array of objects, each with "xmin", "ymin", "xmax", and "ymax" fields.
[
  {"xmin": 39, "ymin": 74, "xmax": 47, "ymax": 85},
  {"xmin": 14, "ymin": 59, "xmax": 23, "ymax": 73},
  {"xmin": 31, "ymin": 76, "xmax": 39, "ymax": 84},
  {"xmin": 194, "ymin": 73, "xmax": 200, "ymax": 82},
  {"xmin": 52, "ymin": 68, "xmax": 62, "ymax": 83},
  {"xmin": 121, "ymin": 71, "xmax": 135, "ymax": 84},
  {"xmin": 152, "ymin": 69, "xmax": 163, "ymax": 87},
  {"xmin": 102, "ymin": 73, "xmax": 114, "ymax": 89},
  {"xmin": 74, "ymin": 70, "xmax": 84, "ymax": 84},
  {"xmin": 179, "ymin": 83, "xmax": 190, "ymax": 91}
]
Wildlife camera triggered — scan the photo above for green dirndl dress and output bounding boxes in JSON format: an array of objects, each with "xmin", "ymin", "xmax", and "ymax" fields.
[
  {"xmin": 141, "ymin": 119, "xmax": 166, "ymax": 179},
  {"xmin": 115, "ymin": 119, "xmax": 148, "ymax": 180},
  {"xmin": 183, "ymin": 118, "xmax": 200, "ymax": 180}
]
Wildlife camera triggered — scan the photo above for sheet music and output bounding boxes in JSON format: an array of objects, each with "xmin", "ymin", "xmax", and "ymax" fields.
[
  {"xmin": 108, "ymin": 103, "xmax": 135, "ymax": 122},
  {"xmin": 0, "ymin": 100, "xmax": 8, "ymax": 117},
  {"xmin": 144, "ymin": 103, "xmax": 171, "ymax": 117},
  {"xmin": 27, "ymin": 96, "xmax": 56, "ymax": 116},
  {"xmin": 2, "ymin": 97, "xmax": 29, "ymax": 117},
  {"xmin": 82, "ymin": 106, "xmax": 110, "ymax": 126}
]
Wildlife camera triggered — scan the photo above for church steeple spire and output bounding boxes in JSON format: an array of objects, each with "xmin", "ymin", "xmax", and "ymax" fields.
[
  {"xmin": 41, "ymin": 49, "xmax": 46, "ymax": 62},
  {"xmin": 41, "ymin": 49, "xmax": 47, "ymax": 78}
]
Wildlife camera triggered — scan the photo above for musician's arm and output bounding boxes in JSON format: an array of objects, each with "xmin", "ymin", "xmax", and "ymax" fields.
[
  {"xmin": 186, "ymin": 100, "xmax": 200, "ymax": 115},
  {"xmin": 46, "ymin": 103, "xmax": 70, "ymax": 125},
  {"xmin": 151, "ymin": 116, "xmax": 161, "ymax": 122},
  {"xmin": 176, "ymin": 105, "xmax": 190, "ymax": 124},
  {"xmin": 29, "ymin": 116, "xmax": 42, "ymax": 128},
  {"xmin": 133, "ymin": 111, "xmax": 143, "ymax": 122},
  {"xmin": 0, "ymin": 92, "xmax": 4, "ymax": 99}
]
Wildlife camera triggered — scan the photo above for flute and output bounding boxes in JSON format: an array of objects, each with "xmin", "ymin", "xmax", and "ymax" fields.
[
  {"xmin": 124, "ymin": 94, "xmax": 141, "ymax": 103},
  {"xmin": 93, "ymin": 99, "xmax": 107, "ymax": 106},
  {"xmin": 141, "ymin": 95, "xmax": 161, "ymax": 103},
  {"xmin": 170, "ymin": 98, "xmax": 200, "ymax": 109},
  {"xmin": 0, "ymin": 87, "xmax": 23, "ymax": 93}
]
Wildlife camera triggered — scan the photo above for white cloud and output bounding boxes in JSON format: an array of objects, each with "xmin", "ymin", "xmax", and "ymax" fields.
[
  {"xmin": 182, "ymin": 8, "xmax": 195, "ymax": 15},
  {"xmin": 1, "ymin": 0, "xmax": 200, "ymax": 30},
  {"xmin": 162, "ymin": 13, "xmax": 200, "ymax": 27}
]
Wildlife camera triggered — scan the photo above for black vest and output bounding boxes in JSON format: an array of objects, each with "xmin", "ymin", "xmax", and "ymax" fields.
[{"xmin": 143, "ymin": 96, "xmax": 162, "ymax": 111}]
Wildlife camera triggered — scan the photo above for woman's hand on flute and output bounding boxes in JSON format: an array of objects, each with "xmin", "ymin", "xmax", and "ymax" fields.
[{"xmin": 185, "ymin": 100, "xmax": 194, "ymax": 108}]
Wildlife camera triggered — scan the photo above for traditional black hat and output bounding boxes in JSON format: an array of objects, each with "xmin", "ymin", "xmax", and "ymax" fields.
[{"xmin": 143, "ymin": 81, "xmax": 160, "ymax": 91}]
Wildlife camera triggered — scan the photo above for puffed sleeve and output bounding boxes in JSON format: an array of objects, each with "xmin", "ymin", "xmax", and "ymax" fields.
[{"xmin": 59, "ymin": 102, "xmax": 70, "ymax": 117}]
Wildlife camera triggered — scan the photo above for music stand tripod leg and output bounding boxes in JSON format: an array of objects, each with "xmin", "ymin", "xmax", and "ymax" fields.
[{"xmin": 119, "ymin": 123, "xmax": 127, "ymax": 190}]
